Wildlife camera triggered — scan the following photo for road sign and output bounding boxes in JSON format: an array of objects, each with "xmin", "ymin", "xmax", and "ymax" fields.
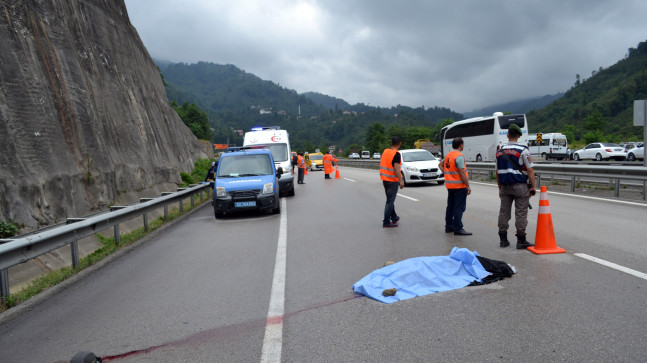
[{"xmin": 536, "ymin": 133, "xmax": 543, "ymax": 144}]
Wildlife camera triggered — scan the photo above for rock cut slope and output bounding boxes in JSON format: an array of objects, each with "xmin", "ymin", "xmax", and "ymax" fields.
[{"xmin": 0, "ymin": 0, "xmax": 206, "ymax": 230}]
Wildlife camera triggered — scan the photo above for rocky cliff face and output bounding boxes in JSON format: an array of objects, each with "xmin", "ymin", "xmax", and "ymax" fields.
[{"xmin": 0, "ymin": 0, "xmax": 207, "ymax": 230}]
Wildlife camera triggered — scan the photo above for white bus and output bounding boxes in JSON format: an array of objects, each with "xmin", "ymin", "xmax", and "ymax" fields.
[
  {"xmin": 528, "ymin": 133, "xmax": 568, "ymax": 160},
  {"xmin": 440, "ymin": 112, "xmax": 528, "ymax": 162}
]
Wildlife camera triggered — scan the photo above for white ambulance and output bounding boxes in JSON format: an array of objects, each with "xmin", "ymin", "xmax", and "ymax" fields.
[{"xmin": 243, "ymin": 126, "xmax": 295, "ymax": 196}]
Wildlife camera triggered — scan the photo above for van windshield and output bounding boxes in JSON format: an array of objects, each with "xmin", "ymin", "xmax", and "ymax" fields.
[
  {"xmin": 266, "ymin": 144, "xmax": 288, "ymax": 162},
  {"xmin": 217, "ymin": 154, "xmax": 274, "ymax": 177}
]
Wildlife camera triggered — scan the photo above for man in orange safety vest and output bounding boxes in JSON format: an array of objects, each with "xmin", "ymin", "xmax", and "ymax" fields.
[
  {"xmin": 440, "ymin": 137, "xmax": 472, "ymax": 235},
  {"xmin": 323, "ymin": 150, "xmax": 338, "ymax": 179},
  {"xmin": 380, "ymin": 136, "xmax": 404, "ymax": 228}
]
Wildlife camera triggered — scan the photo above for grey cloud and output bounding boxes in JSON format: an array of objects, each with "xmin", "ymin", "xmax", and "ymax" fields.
[{"xmin": 125, "ymin": 0, "xmax": 647, "ymax": 112}]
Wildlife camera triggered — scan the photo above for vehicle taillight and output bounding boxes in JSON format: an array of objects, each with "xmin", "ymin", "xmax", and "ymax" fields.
[{"xmin": 605, "ymin": 148, "xmax": 612, "ymax": 152}]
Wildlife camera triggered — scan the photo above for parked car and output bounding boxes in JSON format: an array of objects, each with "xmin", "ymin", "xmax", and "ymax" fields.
[
  {"xmin": 212, "ymin": 147, "xmax": 282, "ymax": 218},
  {"xmin": 361, "ymin": 150, "xmax": 370, "ymax": 159},
  {"xmin": 572, "ymin": 143, "xmax": 626, "ymax": 161},
  {"xmin": 626, "ymin": 144, "xmax": 644, "ymax": 161},
  {"xmin": 306, "ymin": 152, "xmax": 324, "ymax": 171},
  {"xmin": 372, "ymin": 152, "xmax": 381, "ymax": 159},
  {"xmin": 349, "ymin": 152, "xmax": 360, "ymax": 159},
  {"xmin": 399, "ymin": 149, "xmax": 444, "ymax": 185}
]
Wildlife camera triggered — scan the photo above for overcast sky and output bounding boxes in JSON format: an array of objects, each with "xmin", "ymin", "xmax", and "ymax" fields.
[{"xmin": 124, "ymin": 0, "xmax": 647, "ymax": 113}]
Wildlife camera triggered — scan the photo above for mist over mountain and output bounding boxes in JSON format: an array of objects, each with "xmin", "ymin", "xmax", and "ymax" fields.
[{"xmin": 462, "ymin": 93, "xmax": 564, "ymax": 119}]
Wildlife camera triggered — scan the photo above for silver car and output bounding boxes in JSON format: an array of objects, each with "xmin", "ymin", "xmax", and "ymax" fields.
[
  {"xmin": 399, "ymin": 149, "xmax": 444, "ymax": 185},
  {"xmin": 626, "ymin": 144, "xmax": 644, "ymax": 161},
  {"xmin": 573, "ymin": 143, "xmax": 626, "ymax": 161}
]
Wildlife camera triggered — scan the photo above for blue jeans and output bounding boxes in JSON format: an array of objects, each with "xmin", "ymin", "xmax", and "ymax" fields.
[
  {"xmin": 383, "ymin": 181, "xmax": 399, "ymax": 224},
  {"xmin": 445, "ymin": 188, "xmax": 467, "ymax": 231}
]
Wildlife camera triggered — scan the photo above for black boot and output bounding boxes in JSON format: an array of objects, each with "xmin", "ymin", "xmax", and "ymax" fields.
[
  {"xmin": 516, "ymin": 233, "xmax": 534, "ymax": 249},
  {"xmin": 499, "ymin": 232, "xmax": 510, "ymax": 247}
]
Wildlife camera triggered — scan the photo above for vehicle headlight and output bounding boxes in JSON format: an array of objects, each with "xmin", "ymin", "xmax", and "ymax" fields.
[
  {"xmin": 262, "ymin": 183, "xmax": 273, "ymax": 194},
  {"xmin": 406, "ymin": 166, "xmax": 418, "ymax": 172},
  {"xmin": 216, "ymin": 187, "xmax": 226, "ymax": 197}
]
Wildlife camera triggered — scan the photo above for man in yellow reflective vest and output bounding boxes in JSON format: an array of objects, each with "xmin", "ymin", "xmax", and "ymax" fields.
[
  {"xmin": 440, "ymin": 137, "xmax": 472, "ymax": 235},
  {"xmin": 380, "ymin": 136, "xmax": 404, "ymax": 228}
]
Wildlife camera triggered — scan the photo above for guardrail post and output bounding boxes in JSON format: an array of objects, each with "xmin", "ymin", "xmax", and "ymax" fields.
[
  {"xmin": 177, "ymin": 188, "xmax": 188, "ymax": 213},
  {"xmin": 536, "ymin": 174, "xmax": 541, "ymax": 189},
  {"xmin": 571, "ymin": 176, "xmax": 576, "ymax": 192},
  {"xmin": 66, "ymin": 218, "xmax": 85, "ymax": 268},
  {"xmin": 140, "ymin": 198, "xmax": 154, "ymax": 231},
  {"xmin": 114, "ymin": 224, "xmax": 120, "ymax": 245},
  {"xmin": 1, "ymin": 269, "xmax": 9, "ymax": 302},
  {"xmin": 614, "ymin": 179, "xmax": 621, "ymax": 198},
  {"xmin": 109, "ymin": 207, "xmax": 127, "ymax": 244},
  {"xmin": 191, "ymin": 194, "xmax": 195, "ymax": 207},
  {"xmin": 644, "ymin": 181, "xmax": 646, "ymax": 201},
  {"xmin": 161, "ymin": 193, "xmax": 173, "ymax": 220},
  {"xmin": 71, "ymin": 241, "xmax": 80, "ymax": 268}
]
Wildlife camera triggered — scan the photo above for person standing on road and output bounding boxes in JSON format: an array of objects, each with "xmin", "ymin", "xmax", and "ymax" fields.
[
  {"xmin": 496, "ymin": 123, "xmax": 536, "ymax": 249},
  {"xmin": 204, "ymin": 161, "xmax": 218, "ymax": 187},
  {"xmin": 323, "ymin": 150, "xmax": 338, "ymax": 179},
  {"xmin": 440, "ymin": 137, "xmax": 472, "ymax": 235},
  {"xmin": 380, "ymin": 136, "xmax": 404, "ymax": 228},
  {"xmin": 297, "ymin": 152, "xmax": 306, "ymax": 184}
]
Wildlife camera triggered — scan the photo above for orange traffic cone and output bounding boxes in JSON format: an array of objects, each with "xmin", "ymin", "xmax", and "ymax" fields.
[
  {"xmin": 335, "ymin": 166, "xmax": 340, "ymax": 179},
  {"xmin": 527, "ymin": 186, "xmax": 565, "ymax": 254},
  {"xmin": 304, "ymin": 167, "xmax": 308, "ymax": 175}
]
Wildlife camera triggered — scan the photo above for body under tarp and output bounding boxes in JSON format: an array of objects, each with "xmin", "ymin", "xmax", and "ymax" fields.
[{"xmin": 352, "ymin": 247, "xmax": 500, "ymax": 303}]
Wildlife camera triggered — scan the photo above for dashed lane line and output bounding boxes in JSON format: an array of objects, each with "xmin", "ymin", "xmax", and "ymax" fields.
[
  {"xmin": 472, "ymin": 181, "xmax": 647, "ymax": 207},
  {"xmin": 260, "ymin": 198, "xmax": 287, "ymax": 363},
  {"xmin": 398, "ymin": 193, "xmax": 419, "ymax": 202},
  {"xmin": 575, "ymin": 253, "xmax": 647, "ymax": 281}
]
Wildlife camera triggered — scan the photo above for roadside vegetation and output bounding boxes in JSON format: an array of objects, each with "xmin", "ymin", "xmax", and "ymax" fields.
[{"xmin": 0, "ymin": 162, "xmax": 214, "ymax": 313}]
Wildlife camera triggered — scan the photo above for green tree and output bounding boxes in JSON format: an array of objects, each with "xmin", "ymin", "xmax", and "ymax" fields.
[
  {"xmin": 171, "ymin": 101, "xmax": 212, "ymax": 140},
  {"xmin": 583, "ymin": 109, "xmax": 606, "ymax": 132},
  {"xmin": 560, "ymin": 124, "xmax": 575, "ymax": 145},
  {"xmin": 365, "ymin": 122, "xmax": 386, "ymax": 153}
]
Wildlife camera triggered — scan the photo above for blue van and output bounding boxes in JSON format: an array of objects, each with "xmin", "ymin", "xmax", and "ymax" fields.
[{"xmin": 213, "ymin": 147, "xmax": 282, "ymax": 218}]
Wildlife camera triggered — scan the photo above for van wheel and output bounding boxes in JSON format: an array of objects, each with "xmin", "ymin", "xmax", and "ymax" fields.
[
  {"xmin": 476, "ymin": 154, "xmax": 482, "ymax": 162},
  {"xmin": 541, "ymin": 152, "xmax": 547, "ymax": 160}
]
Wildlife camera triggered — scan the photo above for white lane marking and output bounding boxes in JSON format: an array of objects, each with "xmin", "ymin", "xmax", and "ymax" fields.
[
  {"xmin": 398, "ymin": 193, "xmax": 419, "ymax": 202},
  {"xmin": 575, "ymin": 253, "xmax": 647, "ymax": 281},
  {"xmin": 472, "ymin": 182, "xmax": 647, "ymax": 207},
  {"xmin": 547, "ymin": 190, "xmax": 647, "ymax": 207},
  {"xmin": 343, "ymin": 177, "xmax": 356, "ymax": 182},
  {"xmin": 260, "ymin": 198, "xmax": 287, "ymax": 363}
]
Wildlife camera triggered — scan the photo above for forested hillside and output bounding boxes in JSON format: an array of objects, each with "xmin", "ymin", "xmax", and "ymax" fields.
[
  {"xmin": 159, "ymin": 62, "xmax": 463, "ymax": 151},
  {"xmin": 528, "ymin": 40, "xmax": 647, "ymax": 143}
]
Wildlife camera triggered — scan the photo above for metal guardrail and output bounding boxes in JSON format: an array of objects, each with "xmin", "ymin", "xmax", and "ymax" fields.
[
  {"xmin": 0, "ymin": 184, "xmax": 211, "ymax": 300},
  {"xmin": 337, "ymin": 159, "xmax": 647, "ymax": 199}
]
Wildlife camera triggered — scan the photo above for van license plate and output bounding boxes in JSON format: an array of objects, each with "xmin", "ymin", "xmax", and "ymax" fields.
[{"xmin": 235, "ymin": 201, "xmax": 256, "ymax": 207}]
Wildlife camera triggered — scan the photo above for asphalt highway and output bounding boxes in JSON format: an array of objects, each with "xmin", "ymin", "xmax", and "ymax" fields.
[{"xmin": 1, "ymin": 166, "xmax": 646, "ymax": 362}]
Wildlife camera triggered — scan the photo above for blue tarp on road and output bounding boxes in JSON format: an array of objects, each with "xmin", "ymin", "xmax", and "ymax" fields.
[{"xmin": 352, "ymin": 247, "xmax": 492, "ymax": 303}]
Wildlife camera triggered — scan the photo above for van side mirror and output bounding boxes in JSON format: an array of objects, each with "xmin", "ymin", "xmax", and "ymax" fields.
[{"xmin": 276, "ymin": 166, "xmax": 283, "ymax": 179}]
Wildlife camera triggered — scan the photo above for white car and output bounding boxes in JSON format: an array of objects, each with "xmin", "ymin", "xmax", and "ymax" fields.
[
  {"xmin": 572, "ymin": 143, "xmax": 626, "ymax": 161},
  {"xmin": 399, "ymin": 149, "xmax": 444, "ymax": 185},
  {"xmin": 626, "ymin": 144, "xmax": 644, "ymax": 161},
  {"xmin": 372, "ymin": 152, "xmax": 381, "ymax": 159},
  {"xmin": 349, "ymin": 152, "xmax": 360, "ymax": 159}
]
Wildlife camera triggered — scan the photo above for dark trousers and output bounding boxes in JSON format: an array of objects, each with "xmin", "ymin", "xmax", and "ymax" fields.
[
  {"xmin": 445, "ymin": 188, "xmax": 467, "ymax": 231},
  {"xmin": 383, "ymin": 181, "xmax": 399, "ymax": 224},
  {"xmin": 298, "ymin": 168, "xmax": 304, "ymax": 183}
]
